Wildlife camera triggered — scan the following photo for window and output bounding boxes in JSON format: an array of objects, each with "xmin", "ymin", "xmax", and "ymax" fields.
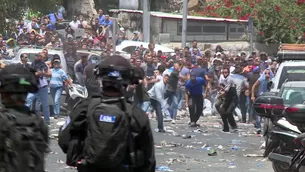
[
  {"xmin": 188, "ymin": 26, "xmax": 202, "ymax": 33},
  {"xmin": 202, "ymin": 26, "xmax": 226, "ymax": 33},
  {"xmin": 24, "ymin": 53, "xmax": 54, "ymax": 62},
  {"xmin": 278, "ymin": 66, "xmax": 305, "ymax": 89},
  {"xmin": 122, "ymin": 46, "xmax": 140, "ymax": 54},
  {"xmin": 230, "ymin": 28, "xmax": 236, "ymax": 33},
  {"xmin": 281, "ymin": 87, "xmax": 305, "ymax": 105},
  {"xmin": 237, "ymin": 28, "xmax": 245, "ymax": 33},
  {"xmin": 177, "ymin": 22, "xmax": 227, "ymax": 35},
  {"xmin": 229, "ymin": 25, "xmax": 246, "ymax": 34},
  {"xmin": 178, "ymin": 25, "xmax": 203, "ymax": 34}
]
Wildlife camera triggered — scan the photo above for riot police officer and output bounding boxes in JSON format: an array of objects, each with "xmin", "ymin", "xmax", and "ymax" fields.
[
  {"xmin": 0, "ymin": 64, "xmax": 49, "ymax": 172},
  {"xmin": 59, "ymin": 55, "xmax": 156, "ymax": 172}
]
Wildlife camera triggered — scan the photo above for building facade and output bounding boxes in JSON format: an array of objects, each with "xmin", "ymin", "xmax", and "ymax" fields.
[{"xmin": 110, "ymin": 9, "xmax": 248, "ymax": 44}]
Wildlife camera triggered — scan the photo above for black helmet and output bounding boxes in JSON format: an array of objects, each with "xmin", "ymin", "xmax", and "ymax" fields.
[
  {"xmin": 94, "ymin": 55, "xmax": 138, "ymax": 85},
  {"xmin": 0, "ymin": 64, "xmax": 39, "ymax": 93}
]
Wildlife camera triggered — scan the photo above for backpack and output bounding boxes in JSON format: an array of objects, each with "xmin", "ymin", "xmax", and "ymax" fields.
[
  {"xmin": 0, "ymin": 107, "xmax": 48, "ymax": 172},
  {"xmin": 83, "ymin": 97, "xmax": 134, "ymax": 169}
]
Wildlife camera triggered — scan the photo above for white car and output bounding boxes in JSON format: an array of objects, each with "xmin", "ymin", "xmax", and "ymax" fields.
[
  {"xmin": 13, "ymin": 47, "xmax": 68, "ymax": 73},
  {"xmin": 270, "ymin": 50, "xmax": 305, "ymax": 93},
  {"xmin": 116, "ymin": 40, "xmax": 175, "ymax": 57}
]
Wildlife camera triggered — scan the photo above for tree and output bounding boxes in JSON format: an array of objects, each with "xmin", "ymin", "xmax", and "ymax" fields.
[
  {"xmin": 191, "ymin": 0, "xmax": 305, "ymax": 44},
  {"xmin": 0, "ymin": 0, "xmax": 60, "ymax": 33}
]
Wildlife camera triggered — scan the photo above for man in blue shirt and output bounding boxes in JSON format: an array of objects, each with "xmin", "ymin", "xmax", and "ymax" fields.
[
  {"xmin": 101, "ymin": 15, "xmax": 113, "ymax": 38},
  {"xmin": 191, "ymin": 66, "xmax": 209, "ymax": 98},
  {"xmin": 98, "ymin": 9, "xmax": 105, "ymax": 25},
  {"xmin": 251, "ymin": 68, "xmax": 273, "ymax": 101},
  {"xmin": 185, "ymin": 72, "xmax": 207, "ymax": 127}
]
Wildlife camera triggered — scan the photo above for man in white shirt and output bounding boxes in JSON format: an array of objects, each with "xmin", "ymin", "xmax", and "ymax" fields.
[
  {"xmin": 69, "ymin": 16, "xmax": 81, "ymax": 30},
  {"xmin": 148, "ymin": 74, "xmax": 169, "ymax": 133}
]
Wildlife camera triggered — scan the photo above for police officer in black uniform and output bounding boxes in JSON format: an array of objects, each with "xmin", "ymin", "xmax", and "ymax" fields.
[
  {"xmin": 58, "ymin": 55, "xmax": 156, "ymax": 172},
  {"xmin": 0, "ymin": 64, "xmax": 49, "ymax": 172}
]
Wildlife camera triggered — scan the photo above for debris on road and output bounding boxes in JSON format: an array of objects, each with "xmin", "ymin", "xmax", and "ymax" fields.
[
  {"xmin": 228, "ymin": 161, "xmax": 236, "ymax": 168},
  {"xmin": 260, "ymin": 142, "xmax": 266, "ymax": 149},
  {"xmin": 208, "ymin": 148, "xmax": 217, "ymax": 156},
  {"xmin": 232, "ymin": 146, "xmax": 239, "ymax": 151},
  {"xmin": 217, "ymin": 145, "xmax": 224, "ymax": 150},
  {"xmin": 156, "ymin": 166, "xmax": 173, "ymax": 171},
  {"xmin": 182, "ymin": 134, "xmax": 192, "ymax": 139},
  {"xmin": 49, "ymin": 134, "xmax": 58, "ymax": 139},
  {"xmin": 230, "ymin": 140, "xmax": 243, "ymax": 144},
  {"xmin": 244, "ymin": 154, "xmax": 263, "ymax": 157},
  {"xmin": 56, "ymin": 160, "xmax": 65, "ymax": 164},
  {"xmin": 185, "ymin": 145, "xmax": 195, "ymax": 149}
]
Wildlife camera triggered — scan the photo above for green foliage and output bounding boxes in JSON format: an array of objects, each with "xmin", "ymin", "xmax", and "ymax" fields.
[
  {"xmin": 0, "ymin": 0, "xmax": 60, "ymax": 33},
  {"xmin": 191, "ymin": 0, "xmax": 305, "ymax": 44}
]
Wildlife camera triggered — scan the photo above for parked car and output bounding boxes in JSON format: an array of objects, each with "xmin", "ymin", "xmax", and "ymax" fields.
[
  {"xmin": 13, "ymin": 47, "xmax": 68, "ymax": 73},
  {"xmin": 116, "ymin": 40, "xmax": 175, "ymax": 55},
  {"xmin": 73, "ymin": 50, "xmax": 105, "ymax": 85}
]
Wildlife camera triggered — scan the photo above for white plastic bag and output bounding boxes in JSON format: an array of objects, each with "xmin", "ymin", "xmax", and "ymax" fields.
[
  {"xmin": 203, "ymin": 99, "xmax": 212, "ymax": 116},
  {"xmin": 234, "ymin": 107, "xmax": 242, "ymax": 121}
]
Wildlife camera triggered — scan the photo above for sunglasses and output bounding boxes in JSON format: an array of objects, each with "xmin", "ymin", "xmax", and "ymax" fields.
[{"xmin": 265, "ymin": 72, "xmax": 270, "ymax": 75}]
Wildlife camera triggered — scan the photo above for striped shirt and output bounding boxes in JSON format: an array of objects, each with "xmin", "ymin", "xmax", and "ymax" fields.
[{"xmin": 50, "ymin": 68, "xmax": 68, "ymax": 88}]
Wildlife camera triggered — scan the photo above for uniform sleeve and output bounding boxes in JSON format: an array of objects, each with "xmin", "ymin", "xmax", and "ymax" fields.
[{"xmin": 39, "ymin": 116, "xmax": 49, "ymax": 145}]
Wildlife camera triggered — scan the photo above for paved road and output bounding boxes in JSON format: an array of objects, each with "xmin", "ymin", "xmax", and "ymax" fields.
[{"xmin": 46, "ymin": 113, "xmax": 274, "ymax": 172}]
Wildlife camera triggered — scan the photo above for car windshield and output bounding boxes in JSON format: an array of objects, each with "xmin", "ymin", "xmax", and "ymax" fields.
[
  {"xmin": 278, "ymin": 66, "xmax": 305, "ymax": 89},
  {"xmin": 281, "ymin": 87, "xmax": 305, "ymax": 105}
]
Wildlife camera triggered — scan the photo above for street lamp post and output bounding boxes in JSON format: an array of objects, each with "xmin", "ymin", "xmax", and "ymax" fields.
[{"xmin": 182, "ymin": 0, "xmax": 188, "ymax": 47}]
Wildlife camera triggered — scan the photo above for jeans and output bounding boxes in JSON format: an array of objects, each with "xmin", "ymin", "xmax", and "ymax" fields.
[
  {"xmin": 176, "ymin": 88, "xmax": 185, "ymax": 110},
  {"xmin": 150, "ymin": 99, "xmax": 164, "ymax": 130},
  {"xmin": 136, "ymin": 101, "xmax": 150, "ymax": 113},
  {"xmin": 249, "ymin": 100, "xmax": 261, "ymax": 129},
  {"xmin": 26, "ymin": 86, "xmax": 50, "ymax": 123},
  {"xmin": 32, "ymin": 97, "xmax": 42, "ymax": 112},
  {"xmin": 210, "ymin": 91, "xmax": 218, "ymax": 115},
  {"xmin": 188, "ymin": 95, "xmax": 203, "ymax": 124},
  {"xmin": 165, "ymin": 91, "xmax": 178, "ymax": 120},
  {"xmin": 238, "ymin": 92, "xmax": 247, "ymax": 123},
  {"xmin": 50, "ymin": 87, "xmax": 63, "ymax": 117},
  {"xmin": 217, "ymin": 101, "xmax": 238, "ymax": 131}
]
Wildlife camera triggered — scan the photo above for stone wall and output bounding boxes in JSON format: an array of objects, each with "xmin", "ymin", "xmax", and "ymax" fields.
[
  {"xmin": 67, "ymin": 0, "xmax": 97, "ymax": 18},
  {"xmin": 164, "ymin": 42, "xmax": 280, "ymax": 55}
]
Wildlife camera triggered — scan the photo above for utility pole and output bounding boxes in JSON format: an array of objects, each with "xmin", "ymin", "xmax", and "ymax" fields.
[
  {"xmin": 143, "ymin": 0, "xmax": 150, "ymax": 42},
  {"xmin": 248, "ymin": 17, "xmax": 254, "ymax": 57},
  {"xmin": 112, "ymin": 18, "xmax": 117, "ymax": 53},
  {"xmin": 182, "ymin": 0, "xmax": 188, "ymax": 47}
]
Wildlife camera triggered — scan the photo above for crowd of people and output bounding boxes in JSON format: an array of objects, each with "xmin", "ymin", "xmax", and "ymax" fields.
[
  {"xmin": 0, "ymin": 3, "xmax": 280, "ymax": 134},
  {"xmin": 127, "ymin": 40, "xmax": 278, "ymax": 133},
  {"xmin": 0, "ymin": 7, "xmax": 139, "ymax": 60}
]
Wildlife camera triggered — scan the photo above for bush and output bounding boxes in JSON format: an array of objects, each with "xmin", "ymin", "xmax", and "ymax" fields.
[{"xmin": 191, "ymin": 0, "xmax": 305, "ymax": 44}]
